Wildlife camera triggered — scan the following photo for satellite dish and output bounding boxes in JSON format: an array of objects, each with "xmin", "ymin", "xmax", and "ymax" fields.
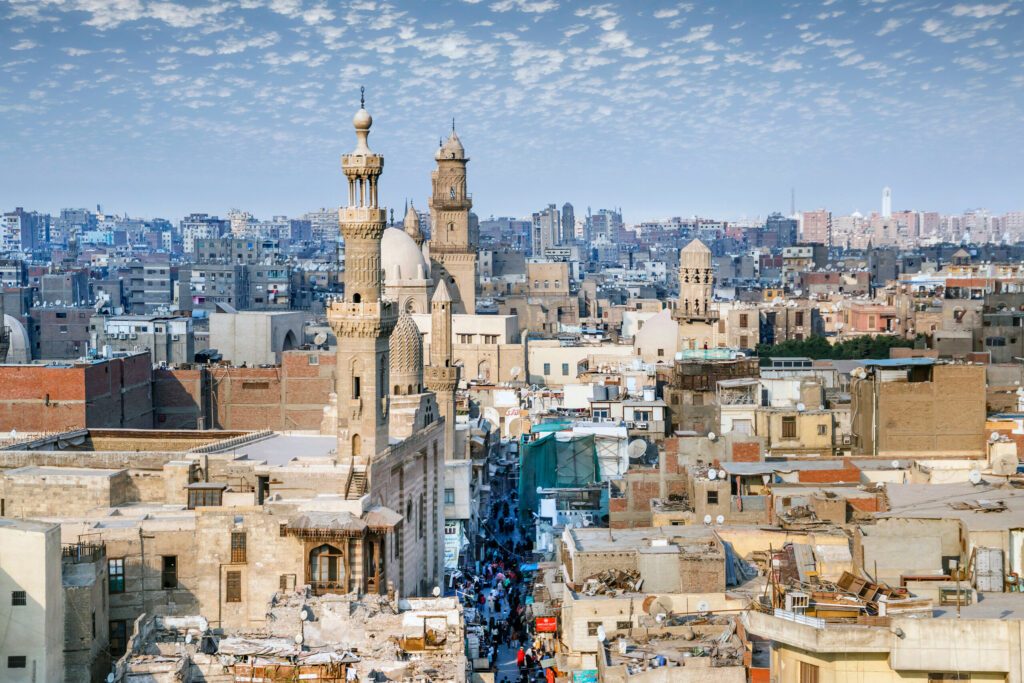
[
  {"xmin": 301, "ymin": 606, "xmax": 314, "ymax": 622},
  {"xmin": 510, "ymin": 366, "xmax": 522, "ymax": 380},
  {"xmin": 703, "ymin": 514, "xmax": 712, "ymax": 525},
  {"xmin": 968, "ymin": 470, "xmax": 982, "ymax": 485},
  {"xmin": 716, "ymin": 515, "xmax": 725, "ymax": 525},
  {"xmin": 107, "ymin": 675, "xmax": 115, "ymax": 683},
  {"xmin": 796, "ymin": 402, "xmax": 806, "ymax": 412},
  {"xmin": 294, "ymin": 633, "xmax": 304, "ymax": 645},
  {"xmin": 184, "ymin": 633, "xmax": 193, "ymax": 644},
  {"xmin": 990, "ymin": 431, "xmax": 1001, "ymax": 442},
  {"xmin": 696, "ymin": 600, "xmax": 710, "ymax": 614},
  {"xmin": 313, "ymin": 332, "xmax": 327, "ymax": 346},
  {"xmin": 596, "ymin": 625, "xmax": 607, "ymax": 642},
  {"xmin": 627, "ymin": 439, "xmax": 647, "ymax": 459},
  {"xmin": 707, "ymin": 431, "xmax": 717, "ymax": 441},
  {"xmin": 707, "ymin": 468, "xmax": 717, "ymax": 481},
  {"xmin": 654, "ymin": 613, "xmax": 665, "ymax": 623},
  {"xmin": 433, "ymin": 586, "xmax": 441, "ymax": 597}
]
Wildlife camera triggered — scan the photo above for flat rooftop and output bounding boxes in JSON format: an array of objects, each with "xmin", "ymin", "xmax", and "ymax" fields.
[
  {"xmin": 211, "ymin": 433, "xmax": 337, "ymax": 466},
  {"xmin": 880, "ymin": 481, "xmax": 1024, "ymax": 530},
  {"xmin": 934, "ymin": 592, "xmax": 1024, "ymax": 620},
  {"xmin": 5, "ymin": 465, "xmax": 125, "ymax": 478},
  {"xmin": 568, "ymin": 525, "xmax": 718, "ymax": 553}
]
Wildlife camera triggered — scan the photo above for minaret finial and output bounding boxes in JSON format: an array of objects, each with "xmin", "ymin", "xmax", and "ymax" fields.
[
  {"xmin": 452, "ymin": 117, "xmax": 456, "ymax": 133},
  {"xmin": 360, "ymin": 85, "xmax": 365, "ymax": 109}
]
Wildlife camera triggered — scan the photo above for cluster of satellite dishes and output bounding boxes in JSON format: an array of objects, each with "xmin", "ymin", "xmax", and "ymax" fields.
[{"xmin": 703, "ymin": 514, "xmax": 726, "ymax": 526}]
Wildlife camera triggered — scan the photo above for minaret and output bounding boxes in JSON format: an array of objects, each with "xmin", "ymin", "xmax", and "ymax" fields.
[
  {"xmin": 675, "ymin": 239, "xmax": 715, "ymax": 321},
  {"xmin": 428, "ymin": 121, "xmax": 476, "ymax": 314},
  {"xmin": 328, "ymin": 89, "xmax": 396, "ymax": 476},
  {"xmin": 404, "ymin": 200, "xmax": 424, "ymax": 249},
  {"xmin": 425, "ymin": 279, "xmax": 459, "ymax": 460},
  {"xmin": 672, "ymin": 239, "xmax": 718, "ymax": 351}
]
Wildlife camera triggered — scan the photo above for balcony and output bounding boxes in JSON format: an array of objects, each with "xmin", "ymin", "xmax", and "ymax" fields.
[{"xmin": 62, "ymin": 542, "xmax": 105, "ymax": 565}]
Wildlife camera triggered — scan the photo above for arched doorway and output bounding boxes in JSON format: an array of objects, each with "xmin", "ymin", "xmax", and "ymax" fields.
[{"xmin": 309, "ymin": 544, "xmax": 344, "ymax": 592}]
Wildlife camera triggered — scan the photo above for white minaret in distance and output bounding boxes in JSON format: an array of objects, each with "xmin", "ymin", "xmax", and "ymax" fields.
[{"xmin": 882, "ymin": 186, "xmax": 892, "ymax": 219}]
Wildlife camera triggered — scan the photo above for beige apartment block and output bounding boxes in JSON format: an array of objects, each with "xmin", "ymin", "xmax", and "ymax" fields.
[{"xmin": 0, "ymin": 519, "xmax": 65, "ymax": 683}]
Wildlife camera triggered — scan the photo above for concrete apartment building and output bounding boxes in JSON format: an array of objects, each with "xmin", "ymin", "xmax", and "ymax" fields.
[
  {"xmin": 92, "ymin": 314, "xmax": 194, "ymax": 366},
  {"xmin": 0, "ymin": 519, "xmax": 65, "ymax": 683},
  {"xmin": 208, "ymin": 310, "xmax": 305, "ymax": 366}
]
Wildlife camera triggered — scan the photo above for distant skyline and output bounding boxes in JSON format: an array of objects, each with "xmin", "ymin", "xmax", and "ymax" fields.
[{"xmin": 1, "ymin": 0, "xmax": 1022, "ymax": 221}]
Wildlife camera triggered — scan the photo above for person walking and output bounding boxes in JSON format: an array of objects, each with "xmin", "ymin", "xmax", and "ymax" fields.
[{"xmin": 516, "ymin": 646, "xmax": 525, "ymax": 670}]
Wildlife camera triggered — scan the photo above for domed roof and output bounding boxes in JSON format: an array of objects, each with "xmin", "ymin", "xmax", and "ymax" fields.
[
  {"xmin": 390, "ymin": 312, "xmax": 423, "ymax": 379},
  {"xmin": 353, "ymin": 107, "xmax": 372, "ymax": 131},
  {"xmin": 436, "ymin": 129, "xmax": 465, "ymax": 160},
  {"xmin": 2, "ymin": 314, "xmax": 31, "ymax": 364},
  {"xmin": 381, "ymin": 227, "xmax": 428, "ymax": 284}
]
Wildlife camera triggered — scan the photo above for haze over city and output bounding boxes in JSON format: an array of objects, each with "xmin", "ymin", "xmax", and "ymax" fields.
[{"xmin": 2, "ymin": 0, "xmax": 1023, "ymax": 220}]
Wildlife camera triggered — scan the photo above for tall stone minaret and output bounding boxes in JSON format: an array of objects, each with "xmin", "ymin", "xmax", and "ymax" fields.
[
  {"xmin": 675, "ymin": 239, "xmax": 715, "ymax": 321},
  {"xmin": 425, "ymin": 278, "xmax": 459, "ymax": 460},
  {"xmin": 428, "ymin": 122, "xmax": 476, "ymax": 314},
  {"xmin": 328, "ymin": 89, "xmax": 396, "ymax": 474},
  {"xmin": 672, "ymin": 238, "xmax": 718, "ymax": 352}
]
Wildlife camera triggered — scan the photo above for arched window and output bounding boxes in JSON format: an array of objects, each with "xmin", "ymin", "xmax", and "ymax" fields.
[
  {"xmin": 394, "ymin": 385, "xmax": 401, "ymax": 395},
  {"xmin": 352, "ymin": 433, "xmax": 361, "ymax": 456},
  {"xmin": 352, "ymin": 293, "xmax": 361, "ymax": 303},
  {"xmin": 309, "ymin": 544, "xmax": 344, "ymax": 591}
]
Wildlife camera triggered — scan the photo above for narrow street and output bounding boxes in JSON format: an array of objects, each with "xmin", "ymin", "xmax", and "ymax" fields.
[{"xmin": 455, "ymin": 439, "xmax": 553, "ymax": 683}]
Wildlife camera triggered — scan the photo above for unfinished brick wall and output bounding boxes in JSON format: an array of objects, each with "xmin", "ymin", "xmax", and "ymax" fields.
[{"xmin": 0, "ymin": 354, "xmax": 153, "ymax": 431}]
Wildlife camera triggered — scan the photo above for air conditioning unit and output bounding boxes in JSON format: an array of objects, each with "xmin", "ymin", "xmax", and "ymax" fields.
[
  {"xmin": 842, "ymin": 434, "xmax": 852, "ymax": 446},
  {"xmin": 130, "ymin": 333, "xmax": 138, "ymax": 339},
  {"xmin": 636, "ymin": 422, "xmax": 648, "ymax": 430},
  {"xmin": 172, "ymin": 335, "xmax": 180, "ymax": 341}
]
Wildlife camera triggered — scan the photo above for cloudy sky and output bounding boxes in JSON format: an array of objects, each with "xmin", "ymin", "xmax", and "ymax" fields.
[{"xmin": 1, "ymin": 0, "xmax": 1022, "ymax": 223}]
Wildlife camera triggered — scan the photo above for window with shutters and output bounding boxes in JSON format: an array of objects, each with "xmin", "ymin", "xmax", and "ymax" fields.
[
  {"xmin": 11, "ymin": 591, "xmax": 26, "ymax": 606},
  {"xmin": 782, "ymin": 416, "xmax": 797, "ymax": 439},
  {"xmin": 799, "ymin": 662, "xmax": 819, "ymax": 683},
  {"xmin": 226, "ymin": 571, "xmax": 242, "ymax": 602},
  {"xmin": 231, "ymin": 532, "xmax": 247, "ymax": 563},
  {"xmin": 587, "ymin": 621, "xmax": 602, "ymax": 637}
]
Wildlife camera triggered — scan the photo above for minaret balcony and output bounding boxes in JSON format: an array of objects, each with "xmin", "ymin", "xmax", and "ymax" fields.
[
  {"xmin": 341, "ymin": 155, "xmax": 384, "ymax": 172},
  {"xmin": 340, "ymin": 207, "xmax": 387, "ymax": 225}
]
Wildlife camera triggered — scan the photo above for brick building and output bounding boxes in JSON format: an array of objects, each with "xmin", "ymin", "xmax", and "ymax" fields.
[{"xmin": 0, "ymin": 353, "xmax": 152, "ymax": 432}]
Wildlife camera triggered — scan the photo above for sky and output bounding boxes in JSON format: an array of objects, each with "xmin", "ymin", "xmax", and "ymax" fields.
[{"xmin": 1, "ymin": 0, "xmax": 1022, "ymax": 223}]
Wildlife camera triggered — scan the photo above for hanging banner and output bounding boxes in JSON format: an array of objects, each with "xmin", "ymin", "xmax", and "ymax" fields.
[
  {"xmin": 444, "ymin": 520, "xmax": 462, "ymax": 570},
  {"xmin": 535, "ymin": 617, "xmax": 557, "ymax": 633}
]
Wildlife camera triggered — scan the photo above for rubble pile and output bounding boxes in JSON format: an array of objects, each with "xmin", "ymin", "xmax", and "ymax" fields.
[{"xmin": 581, "ymin": 568, "xmax": 644, "ymax": 595}]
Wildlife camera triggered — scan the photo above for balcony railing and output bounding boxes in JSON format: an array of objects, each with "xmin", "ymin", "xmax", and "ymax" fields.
[{"xmin": 62, "ymin": 542, "xmax": 106, "ymax": 564}]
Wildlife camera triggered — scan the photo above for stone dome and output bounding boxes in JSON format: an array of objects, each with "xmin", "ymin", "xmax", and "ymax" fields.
[
  {"xmin": 353, "ymin": 107, "xmax": 372, "ymax": 131},
  {"xmin": 389, "ymin": 312, "xmax": 423, "ymax": 394},
  {"xmin": 2, "ymin": 314, "xmax": 31, "ymax": 364},
  {"xmin": 382, "ymin": 227, "xmax": 429, "ymax": 284},
  {"xmin": 436, "ymin": 130, "xmax": 465, "ymax": 160}
]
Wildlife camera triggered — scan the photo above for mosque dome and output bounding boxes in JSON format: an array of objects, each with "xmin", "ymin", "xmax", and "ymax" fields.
[
  {"xmin": 2, "ymin": 314, "xmax": 31, "ymax": 364},
  {"xmin": 389, "ymin": 312, "xmax": 423, "ymax": 394},
  {"xmin": 382, "ymin": 227, "xmax": 429, "ymax": 284}
]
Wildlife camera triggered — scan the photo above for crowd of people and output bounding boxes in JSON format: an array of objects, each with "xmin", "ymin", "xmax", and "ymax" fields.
[{"xmin": 451, "ymin": 478, "xmax": 555, "ymax": 683}]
